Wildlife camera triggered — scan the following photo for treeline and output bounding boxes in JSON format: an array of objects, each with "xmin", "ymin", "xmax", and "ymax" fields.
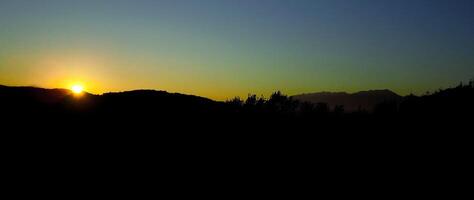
[
  {"xmin": 226, "ymin": 92, "xmax": 343, "ymax": 118},
  {"xmin": 1, "ymin": 79, "xmax": 472, "ymax": 127},
  {"xmin": 224, "ymin": 79, "xmax": 474, "ymax": 119},
  {"xmin": 0, "ymin": 80, "xmax": 472, "ymax": 149}
]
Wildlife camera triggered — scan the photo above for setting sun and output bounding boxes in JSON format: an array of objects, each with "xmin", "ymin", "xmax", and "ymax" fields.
[{"xmin": 71, "ymin": 84, "xmax": 84, "ymax": 94}]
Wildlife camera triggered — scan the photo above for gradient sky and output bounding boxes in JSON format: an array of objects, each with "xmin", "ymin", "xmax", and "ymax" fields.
[{"xmin": 1, "ymin": 0, "xmax": 473, "ymax": 100}]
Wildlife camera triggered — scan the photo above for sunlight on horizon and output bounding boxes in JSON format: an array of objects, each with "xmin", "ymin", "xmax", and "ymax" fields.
[{"xmin": 71, "ymin": 84, "xmax": 84, "ymax": 94}]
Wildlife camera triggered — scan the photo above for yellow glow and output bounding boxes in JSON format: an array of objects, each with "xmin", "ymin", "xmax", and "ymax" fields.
[{"xmin": 71, "ymin": 84, "xmax": 84, "ymax": 94}]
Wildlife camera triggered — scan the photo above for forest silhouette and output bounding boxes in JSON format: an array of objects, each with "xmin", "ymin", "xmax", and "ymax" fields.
[
  {"xmin": 2, "ymin": 80, "xmax": 472, "ymax": 186},
  {"xmin": 2, "ymin": 79, "xmax": 472, "ymax": 133}
]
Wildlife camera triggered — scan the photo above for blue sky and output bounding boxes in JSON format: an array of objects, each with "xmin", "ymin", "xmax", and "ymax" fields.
[{"xmin": 1, "ymin": 0, "xmax": 473, "ymax": 99}]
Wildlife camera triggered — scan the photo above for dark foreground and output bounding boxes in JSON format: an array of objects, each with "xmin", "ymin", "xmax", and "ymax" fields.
[{"xmin": 1, "ymin": 83, "xmax": 472, "ymax": 192}]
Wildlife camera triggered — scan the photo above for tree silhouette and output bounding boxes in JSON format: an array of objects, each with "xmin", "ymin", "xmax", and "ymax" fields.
[
  {"xmin": 227, "ymin": 96, "xmax": 243, "ymax": 110},
  {"xmin": 1, "ymin": 80, "xmax": 473, "ymax": 134}
]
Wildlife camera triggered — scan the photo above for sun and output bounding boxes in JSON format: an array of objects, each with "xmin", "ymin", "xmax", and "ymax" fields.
[{"xmin": 71, "ymin": 84, "xmax": 84, "ymax": 94}]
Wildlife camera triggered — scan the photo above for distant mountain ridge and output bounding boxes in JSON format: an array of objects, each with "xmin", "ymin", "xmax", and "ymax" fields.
[{"xmin": 292, "ymin": 89, "xmax": 402, "ymax": 112}]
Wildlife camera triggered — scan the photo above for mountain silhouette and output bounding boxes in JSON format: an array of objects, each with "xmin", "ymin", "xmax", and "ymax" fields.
[
  {"xmin": 292, "ymin": 89, "xmax": 402, "ymax": 112},
  {"xmin": 1, "ymin": 82, "xmax": 473, "ymax": 164},
  {"xmin": 0, "ymin": 85, "xmax": 223, "ymax": 117}
]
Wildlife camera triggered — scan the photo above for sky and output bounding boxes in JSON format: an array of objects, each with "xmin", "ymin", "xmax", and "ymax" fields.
[{"xmin": 0, "ymin": 0, "xmax": 473, "ymax": 100}]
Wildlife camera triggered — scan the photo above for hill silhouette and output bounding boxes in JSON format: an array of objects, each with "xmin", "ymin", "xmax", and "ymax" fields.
[
  {"xmin": 0, "ymin": 85, "xmax": 227, "ymax": 127},
  {"xmin": 2, "ymin": 81, "xmax": 472, "ymax": 185},
  {"xmin": 2, "ymin": 81, "xmax": 472, "ymax": 131}
]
